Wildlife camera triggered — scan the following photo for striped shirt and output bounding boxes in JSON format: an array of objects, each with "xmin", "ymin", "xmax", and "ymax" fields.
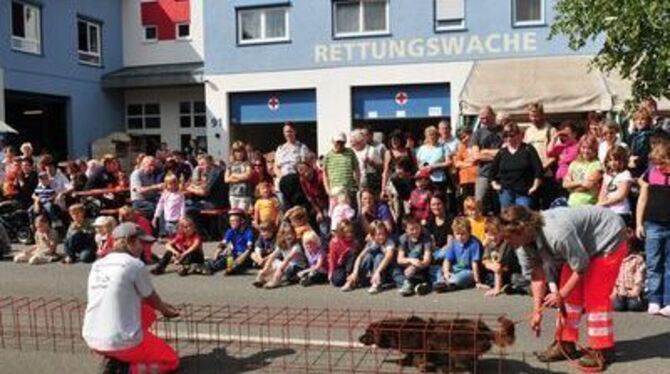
[
  {"xmin": 324, "ymin": 148, "xmax": 359, "ymax": 191},
  {"xmin": 34, "ymin": 183, "xmax": 55, "ymax": 204}
]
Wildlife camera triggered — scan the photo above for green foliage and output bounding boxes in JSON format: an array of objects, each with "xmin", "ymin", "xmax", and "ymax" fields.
[{"xmin": 551, "ymin": 0, "xmax": 670, "ymax": 106}]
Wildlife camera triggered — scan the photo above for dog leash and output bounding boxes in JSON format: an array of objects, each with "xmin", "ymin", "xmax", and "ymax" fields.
[{"xmin": 510, "ymin": 304, "xmax": 606, "ymax": 373}]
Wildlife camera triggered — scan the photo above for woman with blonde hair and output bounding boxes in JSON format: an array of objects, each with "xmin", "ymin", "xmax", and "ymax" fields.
[
  {"xmin": 500, "ymin": 205, "xmax": 628, "ymax": 371},
  {"xmin": 416, "ymin": 125, "xmax": 449, "ymax": 194}
]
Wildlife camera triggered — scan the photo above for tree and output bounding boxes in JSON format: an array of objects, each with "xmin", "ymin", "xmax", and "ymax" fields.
[{"xmin": 551, "ymin": 0, "xmax": 670, "ymax": 106}]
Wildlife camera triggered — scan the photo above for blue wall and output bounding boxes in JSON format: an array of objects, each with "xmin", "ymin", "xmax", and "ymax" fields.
[
  {"xmin": 0, "ymin": 0, "xmax": 124, "ymax": 157},
  {"xmin": 205, "ymin": 0, "xmax": 601, "ymax": 75}
]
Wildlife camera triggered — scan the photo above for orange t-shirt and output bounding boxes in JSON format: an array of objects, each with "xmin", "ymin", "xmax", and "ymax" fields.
[{"xmin": 455, "ymin": 143, "xmax": 477, "ymax": 185}]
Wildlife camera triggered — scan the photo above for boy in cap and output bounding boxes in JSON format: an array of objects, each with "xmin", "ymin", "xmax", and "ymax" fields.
[{"xmin": 203, "ymin": 209, "xmax": 254, "ymax": 275}]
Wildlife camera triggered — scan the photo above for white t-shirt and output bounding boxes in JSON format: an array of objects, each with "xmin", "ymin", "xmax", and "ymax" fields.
[
  {"xmin": 82, "ymin": 252, "xmax": 154, "ymax": 352},
  {"xmin": 603, "ymin": 170, "xmax": 633, "ymax": 214}
]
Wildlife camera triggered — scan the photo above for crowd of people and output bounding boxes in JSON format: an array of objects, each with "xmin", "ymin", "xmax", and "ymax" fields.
[{"xmin": 2, "ymin": 99, "xmax": 670, "ymax": 372}]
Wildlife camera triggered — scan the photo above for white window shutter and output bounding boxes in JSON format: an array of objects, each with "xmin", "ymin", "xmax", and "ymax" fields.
[{"xmin": 436, "ymin": 0, "xmax": 464, "ymax": 21}]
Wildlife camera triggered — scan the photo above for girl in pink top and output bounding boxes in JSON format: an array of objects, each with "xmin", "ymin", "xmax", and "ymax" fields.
[
  {"xmin": 152, "ymin": 175, "xmax": 185, "ymax": 237},
  {"xmin": 547, "ymin": 122, "xmax": 580, "ymax": 182}
]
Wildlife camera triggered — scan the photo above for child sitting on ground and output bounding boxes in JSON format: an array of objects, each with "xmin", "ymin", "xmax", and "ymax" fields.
[
  {"xmin": 205, "ymin": 209, "xmax": 254, "ymax": 275},
  {"xmin": 14, "ymin": 215, "xmax": 60, "ymax": 265},
  {"xmin": 409, "ymin": 169, "xmax": 433, "ymax": 225},
  {"xmin": 285, "ymin": 206, "xmax": 314, "ymax": 240},
  {"xmin": 63, "ymin": 204, "xmax": 96, "ymax": 264},
  {"xmin": 93, "ymin": 216, "xmax": 117, "ymax": 259},
  {"xmin": 463, "ymin": 197, "xmax": 486, "ymax": 242},
  {"xmin": 152, "ymin": 217, "xmax": 204, "ymax": 276},
  {"xmin": 328, "ymin": 219, "xmax": 359, "ymax": 288},
  {"xmin": 329, "ymin": 188, "xmax": 355, "ymax": 233},
  {"xmin": 612, "ymin": 247, "xmax": 647, "ymax": 312},
  {"xmin": 480, "ymin": 217, "xmax": 522, "ymax": 297},
  {"xmin": 253, "ymin": 182, "xmax": 281, "ymax": 229},
  {"xmin": 152, "ymin": 174, "xmax": 185, "ymax": 237},
  {"xmin": 397, "ymin": 216, "xmax": 432, "ymax": 297},
  {"xmin": 251, "ymin": 221, "xmax": 276, "ymax": 269},
  {"xmin": 254, "ymin": 222, "xmax": 307, "ymax": 289},
  {"xmin": 342, "ymin": 220, "xmax": 398, "ymax": 294},
  {"xmin": 440, "ymin": 217, "xmax": 484, "ymax": 291},
  {"xmin": 297, "ymin": 231, "xmax": 328, "ymax": 287}
]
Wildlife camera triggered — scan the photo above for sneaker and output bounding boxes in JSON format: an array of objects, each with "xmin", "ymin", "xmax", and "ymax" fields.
[
  {"xmin": 398, "ymin": 282, "xmax": 414, "ymax": 297},
  {"xmin": 252, "ymin": 279, "xmax": 265, "ymax": 288},
  {"xmin": 367, "ymin": 284, "xmax": 380, "ymax": 294},
  {"xmin": 340, "ymin": 283, "xmax": 354, "ymax": 292},
  {"xmin": 577, "ymin": 349, "xmax": 612, "ymax": 372},
  {"xmin": 534, "ymin": 341, "xmax": 579, "ymax": 363},
  {"xmin": 177, "ymin": 265, "xmax": 190, "ymax": 276},
  {"xmin": 659, "ymin": 306, "xmax": 670, "ymax": 318},
  {"xmin": 415, "ymin": 283, "xmax": 430, "ymax": 296},
  {"xmin": 99, "ymin": 357, "xmax": 129, "ymax": 374},
  {"xmin": 62, "ymin": 256, "xmax": 75, "ymax": 264},
  {"xmin": 299, "ymin": 276, "xmax": 313, "ymax": 287},
  {"xmin": 150, "ymin": 266, "xmax": 166, "ymax": 275},
  {"xmin": 433, "ymin": 282, "xmax": 448, "ymax": 293},
  {"xmin": 648, "ymin": 303, "xmax": 662, "ymax": 315}
]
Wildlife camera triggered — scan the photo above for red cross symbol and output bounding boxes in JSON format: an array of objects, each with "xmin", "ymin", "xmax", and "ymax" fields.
[
  {"xmin": 141, "ymin": 0, "xmax": 190, "ymax": 40},
  {"xmin": 395, "ymin": 91, "xmax": 409, "ymax": 106},
  {"xmin": 268, "ymin": 96, "xmax": 280, "ymax": 111}
]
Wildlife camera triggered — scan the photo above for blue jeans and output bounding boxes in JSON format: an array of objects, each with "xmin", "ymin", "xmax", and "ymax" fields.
[
  {"xmin": 644, "ymin": 221, "xmax": 670, "ymax": 306},
  {"xmin": 132, "ymin": 199, "xmax": 157, "ymax": 220},
  {"xmin": 448, "ymin": 269, "xmax": 474, "ymax": 288},
  {"xmin": 498, "ymin": 189, "xmax": 533, "ymax": 209}
]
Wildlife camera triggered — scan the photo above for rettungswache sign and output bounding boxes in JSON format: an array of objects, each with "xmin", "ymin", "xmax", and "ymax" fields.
[{"xmin": 315, "ymin": 32, "xmax": 538, "ymax": 63}]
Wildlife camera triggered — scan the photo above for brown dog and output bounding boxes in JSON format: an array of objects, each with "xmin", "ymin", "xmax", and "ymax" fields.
[{"xmin": 359, "ymin": 315, "xmax": 515, "ymax": 372}]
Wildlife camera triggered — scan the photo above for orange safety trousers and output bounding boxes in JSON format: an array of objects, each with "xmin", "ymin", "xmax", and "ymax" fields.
[
  {"xmin": 556, "ymin": 241, "xmax": 628, "ymax": 350},
  {"xmin": 99, "ymin": 304, "xmax": 179, "ymax": 374}
]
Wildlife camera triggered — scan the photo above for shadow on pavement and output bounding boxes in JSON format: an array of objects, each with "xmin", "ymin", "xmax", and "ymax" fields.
[
  {"xmin": 479, "ymin": 357, "xmax": 567, "ymax": 374},
  {"xmin": 615, "ymin": 331, "xmax": 670, "ymax": 363},
  {"xmin": 178, "ymin": 347, "xmax": 296, "ymax": 373}
]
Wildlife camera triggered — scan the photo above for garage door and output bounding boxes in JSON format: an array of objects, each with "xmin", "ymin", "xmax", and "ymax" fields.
[
  {"xmin": 352, "ymin": 84, "xmax": 450, "ymax": 120},
  {"xmin": 230, "ymin": 89, "xmax": 316, "ymax": 125}
]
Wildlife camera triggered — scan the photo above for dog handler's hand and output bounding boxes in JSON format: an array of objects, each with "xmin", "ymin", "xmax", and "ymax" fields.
[
  {"xmin": 531, "ymin": 310, "xmax": 542, "ymax": 337},
  {"xmin": 161, "ymin": 303, "xmax": 180, "ymax": 319},
  {"xmin": 542, "ymin": 292, "xmax": 563, "ymax": 309}
]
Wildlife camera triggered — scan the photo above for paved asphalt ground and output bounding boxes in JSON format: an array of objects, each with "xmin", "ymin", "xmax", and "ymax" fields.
[{"xmin": 0, "ymin": 243, "xmax": 668, "ymax": 373}]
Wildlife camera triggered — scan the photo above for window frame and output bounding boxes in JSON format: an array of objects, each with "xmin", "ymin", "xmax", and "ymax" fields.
[
  {"xmin": 434, "ymin": 0, "xmax": 466, "ymax": 32},
  {"xmin": 10, "ymin": 1, "xmax": 42, "ymax": 55},
  {"xmin": 126, "ymin": 103, "xmax": 161, "ymax": 131},
  {"xmin": 179, "ymin": 100, "xmax": 207, "ymax": 129},
  {"xmin": 236, "ymin": 6, "xmax": 290, "ymax": 46},
  {"xmin": 77, "ymin": 17, "xmax": 102, "ymax": 66},
  {"xmin": 176, "ymin": 22, "xmax": 190, "ymax": 40},
  {"xmin": 512, "ymin": 0, "xmax": 545, "ymax": 27},
  {"xmin": 143, "ymin": 25, "xmax": 158, "ymax": 42},
  {"xmin": 332, "ymin": 0, "xmax": 390, "ymax": 39}
]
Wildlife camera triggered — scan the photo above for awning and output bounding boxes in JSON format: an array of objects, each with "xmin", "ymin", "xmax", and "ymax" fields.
[
  {"xmin": 459, "ymin": 56, "xmax": 612, "ymax": 115},
  {"xmin": 352, "ymin": 84, "xmax": 450, "ymax": 120},
  {"xmin": 603, "ymin": 71, "xmax": 670, "ymax": 112},
  {"xmin": 102, "ymin": 62, "xmax": 204, "ymax": 89},
  {"xmin": 0, "ymin": 120, "xmax": 19, "ymax": 134},
  {"xmin": 229, "ymin": 89, "xmax": 317, "ymax": 125}
]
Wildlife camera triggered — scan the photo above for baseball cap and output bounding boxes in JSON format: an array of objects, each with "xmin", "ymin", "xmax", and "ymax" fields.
[
  {"xmin": 332, "ymin": 132, "xmax": 347, "ymax": 143},
  {"xmin": 415, "ymin": 168, "xmax": 431, "ymax": 180},
  {"xmin": 112, "ymin": 222, "xmax": 155, "ymax": 242}
]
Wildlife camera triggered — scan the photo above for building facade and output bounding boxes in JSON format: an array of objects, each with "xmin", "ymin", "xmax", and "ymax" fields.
[
  {"xmin": 0, "ymin": 0, "xmax": 124, "ymax": 159},
  {"xmin": 202, "ymin": 0, "xmax": 604, "ymax": 158}
]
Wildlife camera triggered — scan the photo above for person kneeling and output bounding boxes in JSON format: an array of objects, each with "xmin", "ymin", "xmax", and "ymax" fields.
[{"xmin": 434, "ymin": 217, "xmax": 484, "ymax": 292}]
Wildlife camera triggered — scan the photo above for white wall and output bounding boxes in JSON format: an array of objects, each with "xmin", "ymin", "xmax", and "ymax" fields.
[
  {"xmin": 125, "ymin": 86, "xmax": 205, "ymax": 150},
  {"xmin": 122, "ymin": 0, "xmax": 204, "ymax": 66},
  {"xmin": 205, "ymin": 61, "xmax": 474, "ymax": 159}
]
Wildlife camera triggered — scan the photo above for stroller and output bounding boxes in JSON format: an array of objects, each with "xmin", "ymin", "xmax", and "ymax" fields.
[{"xmin": 0, "ymin": 200, "xmax": 33, "ymax": 244}]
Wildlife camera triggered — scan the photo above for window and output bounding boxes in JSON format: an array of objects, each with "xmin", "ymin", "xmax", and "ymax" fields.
[
  {"xmin": 237, "ymin": 7, "xmax": 289, "ymax": 44},
  {"xmin": 11, "ymin": 1, "xmax": 41, "ymax": 54},
  {"xmin": 435, "ymin": 0, "xmax": 465, "ymax": 31},
  {"xmin": 78, "ymin": 18, "xmax": 102, "ymax": 66},
  {"xmin": 144, "ymin": 25, "xmax": 157, "ymax": 41},
  {"xmin": 513, "ymin": 0, "xmax": 544, "ymax": 26},
  {"xmin": 127, "ymin": 103, "xmax": 161, "ymax": 130},
  {"xmin": 333, "ymin": 0, "xmax": 389, "ymax": 37},
  {"xmin": 179, "ymin": 101, "xmax": 206, "ymax": 128},
  {"xmin": 176, "ymin": 23, "xmax": 190, "ymax": 39}
]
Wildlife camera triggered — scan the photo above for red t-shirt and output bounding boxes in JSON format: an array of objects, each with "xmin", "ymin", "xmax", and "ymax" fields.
[{"xmin": 170, "ymin": 232, "xmax": 201, "ymax": 253}]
